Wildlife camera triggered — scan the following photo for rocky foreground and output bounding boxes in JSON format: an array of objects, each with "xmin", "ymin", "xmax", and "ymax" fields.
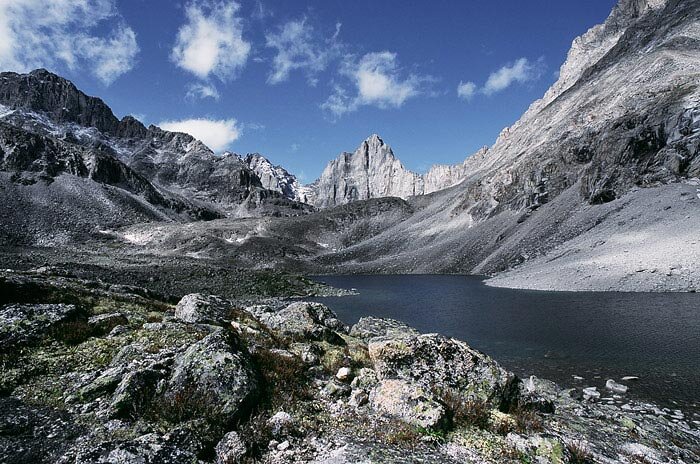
[{"xmin": 0, "ymin": 270, "xmax": 698, "ymax": 463}]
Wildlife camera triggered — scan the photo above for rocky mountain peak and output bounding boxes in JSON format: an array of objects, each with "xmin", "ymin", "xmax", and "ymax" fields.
[{"xmin": 0, "ymin": 68, "xmax": 120, "ymax": 135}]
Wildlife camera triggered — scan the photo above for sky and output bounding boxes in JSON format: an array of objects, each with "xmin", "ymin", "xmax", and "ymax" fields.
[{"xmin": 0, "ymin": 0, "xmax": 618, "ymax": 182}]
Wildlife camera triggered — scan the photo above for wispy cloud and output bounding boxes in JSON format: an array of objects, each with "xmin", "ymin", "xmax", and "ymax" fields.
[
  {"xmin": 482, "ymin": 57, "xmax": 544, "ymax": 95},
  {"xmin": 171, "ymin": 0, "xmax": 251, "ymax": 81},
  {"xmin": 322, "ymin": 51, "xmax": 434, "ymax": 118},
  {"xmin": 265, "ymin": 17, "xmax": 341, "ymax": 86},
  {"xmin": 457, "ymin": 81, "xmax": 477, "ymax": 100},
  {"xmin": 0, "ymin": 0, "xmax": 139, "ymax": 85},
  {"xmin": 158, "ymin": 118, "xmax": 241, "ymax": 152},
  {"xmin": 185, "ymin": 83, "xmax": 220, "ymax": 100}
]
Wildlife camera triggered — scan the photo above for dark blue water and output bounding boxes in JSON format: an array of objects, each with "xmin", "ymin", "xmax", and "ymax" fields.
[{"xmin": 311, "ymin": 275, "xmax": 700, "ymax": 418}]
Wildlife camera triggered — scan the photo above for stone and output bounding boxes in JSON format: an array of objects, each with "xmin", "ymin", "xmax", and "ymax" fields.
[
  {"xmin": 335, "ymin": 367, "xmax": 352, "ymax": 382},
  {"xmin": 605, "ymin": 379, "xmax": 628, "ymax": 394},
  {"xmin": 349, "ymin": 389, "xmax": 369, "ymax": 408},
  {"xmin": 174, "ymin": 293, "xmax": 232, "ymax": 324},
  {"xmin": 349, "ymin": 317, "xmax": 419, "ymax": 342},
  {"xmin": 368, "ymin": 332, "xmax": 515, "ymax": 405},
  {"xmin": 165, "ymin": 331, "xmax": 256, "ymax": 424},
  {"xmin": 583, "ymin": 387, "xmax": 600, "ymax": 400},
  {"xmin": 267, "ymin": 411, "xmax": 294, "ymax": 438},
  {"xmin": 0, "ymin": 303, "xmax": 79, "ymax": 349},
  {"xmin": 323, "ymin": 380, "xmax": 351, "ymax": 398},
  {"xmin": 276, "ymin": 440, "xmax": 290, "ymax": 451},
  {"xmin": 215, "ymin": 431, "xmax": 246, "ymax": 464},
  {"xmin": 87, "ymin": 313, "xmax": 128, "ymax": 335},
  {"xmin": 256, "ymin": 302, "xmax": 347, "ymax": 343},
  {"xmin": 369, "ymin": 379, "xmax": 446, "ymax": 429}
]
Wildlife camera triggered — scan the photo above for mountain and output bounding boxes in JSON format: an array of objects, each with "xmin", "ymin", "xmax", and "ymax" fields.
[
  {"xmin": 308, "ymin": 0, "xmax": 700, "ymax": 291},
  {"xmin": 0, "ymin": 69, "xmax": 313, "ymax": 245},
  {"xmin": 309, "ymin": 134, "xmax": 477, "ymax": 208}
]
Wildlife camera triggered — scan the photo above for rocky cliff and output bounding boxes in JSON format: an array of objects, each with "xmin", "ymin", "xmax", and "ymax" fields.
[{"xmin": 310, "ymin": 134, "xmax": 477, "ymax": 207}]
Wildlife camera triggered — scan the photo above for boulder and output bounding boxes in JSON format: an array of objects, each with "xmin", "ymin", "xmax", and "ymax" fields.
[
  {"xmin": 215, "ymin": 431, "xmax": 247, "ymax": 464},
  {"xmin": 174, "ymin": 293, "xmax": 232, "ymax": 324},
  {"xmin": 369, "ymin": 379, "xmax": 446, "ymax": 429},
  {"xmin": 605, "ymin": 379, "xmax": 629, "ymax": 394},
  {"xmin": 349, "ymin": 317, "xmax": 419, "ymax": 342},
  {"xmin": 164, "ymin": 330, "xmax": 256, "ymax": 424},
  {"xmin": 256, "ymin": 302, "xmax": 347, "ymax": 343},
  {"xmin": 87, "ymin": 313, "xmax": 128, "ymax": 335},
  {"xmin": 335, "ymin": 367, "xmax": 352, "ymax": 382},
  {"xmin": 368, "ymin": 333, "xmax": 515, "ymax": 405},
  {"xmin": 0, "ymin": 303, "xmax": 80, "ymax": 349}
]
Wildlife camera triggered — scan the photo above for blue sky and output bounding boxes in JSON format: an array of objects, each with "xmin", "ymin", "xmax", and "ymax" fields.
[{"xmin": 0, "ymin": 0, "xmax": 617, "ymax": 181}]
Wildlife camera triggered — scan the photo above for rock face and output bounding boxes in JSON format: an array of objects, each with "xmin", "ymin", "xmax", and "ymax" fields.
[
  {"xmin": 243, "ymin": 153, "xmax": 313, "ymax": 203},
  {"xmin": 310, "ymin": 134, "xmax": 476, "ymax": 207}
]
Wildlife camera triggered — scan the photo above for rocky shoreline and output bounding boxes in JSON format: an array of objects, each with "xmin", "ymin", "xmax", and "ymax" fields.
[{"xmin": 1, "ymin": 269, "xmax": 698, "ymax": 463}]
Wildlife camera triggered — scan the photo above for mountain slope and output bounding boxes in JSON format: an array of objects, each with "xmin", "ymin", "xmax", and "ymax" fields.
[{"xmin": 311, "ymin": 0, "xmax": 700, "ymax": 290}]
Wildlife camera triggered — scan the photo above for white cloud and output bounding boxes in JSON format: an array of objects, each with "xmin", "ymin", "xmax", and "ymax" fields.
[
  {"xmin": 457, "ymin": 81, "xmax": 477, "ymax": 100},
  {"xmin": 322, "ymin": 51, "xmax": 431, "ymax": 117},
  {"xmin": 158, "ymin": 118, "xmax": 241, "ymax": 152},
  {"xmin": 186, "ymin": 83, "xmax": 220, "ymax": 100},
  {"xmin": 483, "ymin": 57, "xmax": 543, "ymax": 95},
  {"xmin": 171, "ymin": 0, "xmax": 250, "ymax": 81},
  {"xmin": 0, "ymin": 0, "xmax": 139, "ymax": 85},
  {"xmin": 265, "ymin": 17, "xmax": 340, "ymax": 85}
]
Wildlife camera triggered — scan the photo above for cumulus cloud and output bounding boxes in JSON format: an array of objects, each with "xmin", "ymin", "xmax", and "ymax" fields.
[
  {"xmin": 265, "ymin": 17, "xmax": 341, "ymax": 85},
  {"xmin": 171, "ymin": 0, "xmax": 251, "ymax": 81},
  {"xmin": 186, "ymin": 83, "xmax": 220, "ymax": 100},
  {"xmin": 322, "ymin": 51, "xmax": 432, "ymax": 117},
  {"xmin": 457, "ymin": 81, "xmax": 477, "ymax": 100},
  {"xmin": 482, "ymin": 57, "xmax": 544, "ymax": 95},
  {"xmin": 158, "ymin": 118, "xmax": 241, "ymax": 152},
  {"xmin": 0, "ymin": 0, "xmax": 139, "ymax": 85}
]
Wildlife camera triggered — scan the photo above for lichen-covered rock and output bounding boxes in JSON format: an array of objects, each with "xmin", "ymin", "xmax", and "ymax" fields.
[
  {"xmin": 0, "ymin": 303, "xmax": 79, "ymax": 349},
  {"xmin": 87, "ymin": 313, "xmax": 128, "ymax": 335},
  {"xmin": 368, "ymin": 333, "xmax": 516, "ymax": 405},
  {"xmin": 109, "ymin": 367, "xmax": 168, "ymax": 419},
  {"xmin": 58, "ymin": 432, "xmax": 200, "ymax": 464},
  {"xmin": 164, "ymin": 330, "xmax": 256, "ymax": 424},
  {"xmin": 370, "ymin": 379, "xmax": 446, "ymax": 429},
  {"xmin": 174, "ymin": 293, "xmax": 232, "ymax": 324},
  {"xmin": 350, "ymin": 317, "xmax": 418, "ymax": 342},
  {"xmin": 255, "ymin": 302, "xmax": 347, "ymax": 342},
  {"xmin": 215, "ymin": 431, "xmax": 246, "ymax": 464},
  {"xmin": 267, "ymin": 411, "xmax": 294, "ymax": 438}
]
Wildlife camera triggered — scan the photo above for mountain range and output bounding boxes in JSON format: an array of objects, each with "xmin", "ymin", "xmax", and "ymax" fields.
[{"xmin": 0, "ymin": 0, "xmax": 699, "ymax": 292}]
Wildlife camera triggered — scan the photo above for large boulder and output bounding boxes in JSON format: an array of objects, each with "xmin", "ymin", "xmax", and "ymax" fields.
[
  {"xmin": 215, "ymin": 431, "xmax": 246, "ymax": 464},
  {"xmin": 174, "ymin": 293, "xmax": 233, "ymax": 324},
  {"xmin": 254, "ymin": 302, "xmax": 347, "ymax": 342},
  {"xmin": 368, "ymin": 333, "xmax": 517, "ymax": 406},
  {"xmin": 349, "ymin": 317, "xmax": 418, "ymax": 342},
  {"xmin": 369, "ymin": 379, "xmax": 446, "ymax": 429},
  {"xmin": 164, "ymin": 330, "xmax": 256, "ymax": 425},
  {"xmin": 0, "ymin": 303, "xmax": 80, "ymax": 349}
]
